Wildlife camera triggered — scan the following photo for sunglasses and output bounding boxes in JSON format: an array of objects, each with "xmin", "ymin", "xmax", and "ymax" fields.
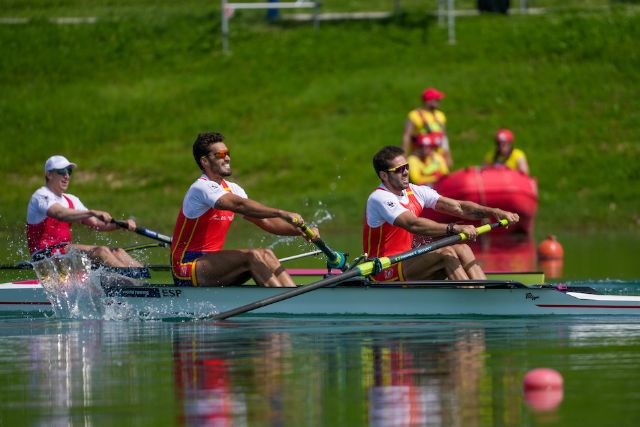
[
  {"xmin": 208, "ymin": 150, "xmax": 230, "ymax": 159},
  {"xmin": 386, "ymin": 163, "xmax": 409, "ymax": 174},
  {"xmin": 51, "ymin": 168, "xmax": 73, "ymax": 176}
]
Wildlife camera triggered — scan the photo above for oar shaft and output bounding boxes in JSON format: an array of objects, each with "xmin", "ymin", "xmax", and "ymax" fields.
[
  {"xmin": 278, "ymin": 250, "xmax": 322, "ymax": 263},
  {"xmin": 211, "ymin": 269, "xmax": 361, "ymax": 320},
  {"xmin": 113, "ymin": 220, "xmax": 172, "ymax": 245}
]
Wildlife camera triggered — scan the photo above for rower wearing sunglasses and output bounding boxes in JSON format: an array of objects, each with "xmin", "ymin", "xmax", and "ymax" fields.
[
  {"xmin": 26, "ymin": 155, "xmax": 142, "ymax": 267},
  {"xmin": 170, "ymin": 132, "xmax": 314, "ymax": 287},
  {"xmin": 363, "ymin": 145, "xmax": 519, "ymax": 282}
]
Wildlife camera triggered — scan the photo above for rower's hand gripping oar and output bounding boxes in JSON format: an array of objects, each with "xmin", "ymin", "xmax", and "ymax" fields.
[
  {"xmin": 112, "ymin": 219, "xmax": 172, "ymax": 245},
  {"xmin": 209, "ymin": 220, "xmax": 509, "ymax": 320},
  {"xmin": 293, "ymin": 219, "xmax": 348, "ymax": 271}
]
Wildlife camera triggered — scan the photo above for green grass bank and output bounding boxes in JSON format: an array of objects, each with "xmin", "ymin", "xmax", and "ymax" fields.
[{"xmin": 1, "ymin": 0, "xmax": 639, "ymax": 259}]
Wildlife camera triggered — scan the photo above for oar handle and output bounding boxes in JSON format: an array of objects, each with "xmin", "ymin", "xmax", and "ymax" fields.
[
  {"xmin": 112, "ymin": 220, "xmax": 173, "ymax": 245},
  {"xmin": 358, "ymin": 220, "xmax": 509, "ymax": 277},
  {"xmin": 293, "ymin": 220, "xmax": 348, "ymax": 271}
]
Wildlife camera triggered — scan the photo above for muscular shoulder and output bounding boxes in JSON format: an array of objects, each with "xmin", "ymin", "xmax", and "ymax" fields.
[
  {"xmin": 366, "ymin": 188, "xmax": 404, "ymax": 227},
  {"xmin": 409, "ymin": 183, "xmax": 440, "ymax": 209},
  {"xmin": 183, "ymin": 176, "xmax": 247, "ymax": 218}
]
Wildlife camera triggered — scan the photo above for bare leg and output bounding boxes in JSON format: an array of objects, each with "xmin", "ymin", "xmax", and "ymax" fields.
[
  {"xmin": 451, "ymin": 244, "xmax": 486, "ymax": 280},
  {"xmin": 70, "ymin": 244, "xmax": 142, "ymax": 268},
  {"xmin": 402, "ymin": 247, "xmax": 470, "ymax": 281},
  {"xmin": 195, "ymin": 249, "xmax": 295, "ymax": 287}
]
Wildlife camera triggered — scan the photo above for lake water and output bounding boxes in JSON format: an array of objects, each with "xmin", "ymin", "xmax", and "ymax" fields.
[
  {"xmin": 1, "ymin": 316, "xmax": 640, "ymax": 426},
  {"xmin": 0, "ymin": 230, "xmax": 639, "ymax": 426}
]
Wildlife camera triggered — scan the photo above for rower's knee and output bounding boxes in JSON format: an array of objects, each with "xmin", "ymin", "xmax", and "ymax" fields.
[
  {"xmin": 439, "ymin": 246, "xmax": 462, "ymax": 269},
  {"xmin": 91, "ymin": 246, "xmax": 111, "ymax": 258},
  {"xmin": 250, "ymin": 248, "xmax": 279, "ymax": 265}
]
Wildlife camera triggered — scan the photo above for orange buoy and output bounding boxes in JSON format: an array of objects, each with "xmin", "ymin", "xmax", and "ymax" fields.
[{"xmin": 537, "ymin": 235, "xmax": 564, "ymax": 260}]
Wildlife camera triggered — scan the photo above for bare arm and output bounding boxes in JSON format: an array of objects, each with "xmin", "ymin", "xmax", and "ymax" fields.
[
  {"xmin": 47, "ymin": 204, "xmax": 119, "ymax": 231},
  {"xmin": 517, "ymin": 157, "xmax": 530, "ymax": 175},
  {"xmin": 215, "ymin": 193, "xmax": 303, "ymax": 236},
  {"xmin": 393, "ymin": 211, "xmax": 480, "ymax": 240},
  {"xmin": 434, "ymin": 196, "xmax": 520, "ymax": 223}
]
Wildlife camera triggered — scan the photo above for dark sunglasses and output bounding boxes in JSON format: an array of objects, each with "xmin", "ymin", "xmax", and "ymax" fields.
[
  {"xmin": 386, "ymin": 163, "xmax": 409, "ymax": 174},
  {"xmin": 208, "ymin": 150, "xmax": 230, "ymax": 159},
  {"xmin": 51, "ymin": 168, "xmax": 72, "ymax": 176}
]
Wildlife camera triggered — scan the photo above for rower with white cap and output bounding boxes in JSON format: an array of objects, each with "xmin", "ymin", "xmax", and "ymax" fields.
[{"xmin": 26, "ymin": 155, "xmax": 142, "ymax": 267}]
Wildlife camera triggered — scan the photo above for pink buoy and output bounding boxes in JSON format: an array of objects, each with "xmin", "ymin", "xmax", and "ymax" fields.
[
  {"xmin": 523, "ymin": 368, "xmax": 564, "ymax": 412},
  {"xmin": 523, "ymin": 368, "xmax": 563, "ymax": 391},
  {"xmin": 524, "ymin": 389, "xmax": 564, "ymax": 412}
]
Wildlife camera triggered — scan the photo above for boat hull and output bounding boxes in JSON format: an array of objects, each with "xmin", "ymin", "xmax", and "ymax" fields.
[
  {"xmin": 422, "ymin": 166, "xmax": 538, "ymax": 234},
  {"xmin": 2, "ymin": 280, "xmax": 640, "ymax": 317}
]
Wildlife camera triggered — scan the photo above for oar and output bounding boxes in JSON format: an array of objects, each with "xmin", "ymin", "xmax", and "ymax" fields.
[
  {"xmin": 123, "ymin": 242, "xmax": 168, "ymax": 252},
  {"xmin": 294, "ymin": 220, "xmax": 348, "ymax": 271},
  {"xmin": 209, "ymin": 219, "xmax": 509, "ymax": 320},
  {"xmin": 112, "ymin": 220, "xmax": 172, "ymax": 245},
  {"xmin": 0, "ymin": 250, "xmax": 326, "ymax": 272},
  {"xmin": 278, "ymin": 250, "xmax": 322, "ymax": 263}
]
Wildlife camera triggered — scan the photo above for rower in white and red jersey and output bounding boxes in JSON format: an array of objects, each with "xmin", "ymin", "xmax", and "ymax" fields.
[
  {"xmin": 170, "ymin": 132, "xmax": 317, "ymax": 287},
  {"xmin": 26, "ymin": 155, "xmax": 142, "ymax": 267}
]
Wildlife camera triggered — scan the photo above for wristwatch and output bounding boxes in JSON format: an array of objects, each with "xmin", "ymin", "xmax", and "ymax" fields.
[{"xmin": 447, "ymin": 223, "xmax": 456, "ymax": 236}]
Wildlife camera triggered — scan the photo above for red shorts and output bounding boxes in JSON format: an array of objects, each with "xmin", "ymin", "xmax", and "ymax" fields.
[{"xmin": 370, "ymin": 262, "xmax": 406, "ymax": 283}]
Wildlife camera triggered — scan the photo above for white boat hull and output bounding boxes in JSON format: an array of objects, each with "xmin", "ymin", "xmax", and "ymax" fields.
[{"xmin": 2, "ymin": 280, "xmax": 640, "ymax": 317}]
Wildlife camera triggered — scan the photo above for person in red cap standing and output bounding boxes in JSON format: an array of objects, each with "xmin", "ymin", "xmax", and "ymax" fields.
[
  {"xmin": 402, "ymin": 87, "xmax": 453, "ymax": 168},
  {"xmin": 407, "ymin": 133, "xmax": 449, "ymax": 186},
  {"xmin": 483, "ymin": 129, "xmax": 529, "ymax": 175},
  {"xmin": 26, "ymin": 155, "xmax": 143, "ymax": 267}
]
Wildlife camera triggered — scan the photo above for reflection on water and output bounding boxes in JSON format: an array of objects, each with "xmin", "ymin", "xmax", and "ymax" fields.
[
  {"xmin": 471, "ymin": 234, "xmax": 565, "ymax": 279},
  {"xmin": 2, "ymin": 317, "xmax": 640, "ymax": 427}
]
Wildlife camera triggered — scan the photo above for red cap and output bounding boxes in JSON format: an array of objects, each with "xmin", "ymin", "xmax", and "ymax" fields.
[
  {"xmin": 496, "ymin": 129, "xmax": 514, "ymax": 144},
  {"xmin": 422, "ymin": 87, "xmax": 445, "ymax": 102},
  {"xmin": 415, "ymin": 133, "xmax": 442, "ymax": 148}
]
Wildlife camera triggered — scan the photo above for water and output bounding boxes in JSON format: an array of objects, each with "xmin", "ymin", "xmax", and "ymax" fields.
[
  {"xmin": 1, "ymin": 230, "xmax": 639, "ymax": 426},
  {"xmin": 1, "ymin": 317, "xmax": 640, "ymax": 426}
]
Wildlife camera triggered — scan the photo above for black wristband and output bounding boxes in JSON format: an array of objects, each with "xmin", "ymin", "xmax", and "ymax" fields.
[{"xmin": 447, "ymin": 223, "xmax": 456, "ymax": 236}]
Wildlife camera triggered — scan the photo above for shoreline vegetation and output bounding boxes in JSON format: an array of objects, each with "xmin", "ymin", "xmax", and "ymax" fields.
[{"xmin": 1, "ymin": 0, "xmax": 638, "ymax": 261}]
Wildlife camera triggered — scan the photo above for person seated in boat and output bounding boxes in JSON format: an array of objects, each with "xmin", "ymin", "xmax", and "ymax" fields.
[
  {"xmin": 363, "ymin": 145, "xmax": 519, "ymax": 282},
  {"xmin": 171, "ymin": 132, "xmax": 317, "ymax": 288},
  {"xmin": 483, "ymin": 129, "xmax": 529, "ymax": 175},
  {"xmin": 26, "ymin": 155, "xmax": 142, "ymax": 268},
  {"xmin": 402, "ymin": 87, "xmax": 453, "ymax": 168},
  {"xmin": 407, "ymin": 133, "xmax": 449, "ymax": 186}
]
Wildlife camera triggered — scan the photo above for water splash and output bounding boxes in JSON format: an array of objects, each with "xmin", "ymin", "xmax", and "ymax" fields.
[
  {"xmin": 31, "ymin": 250, "xmax": 106, "ymax": 319},
  {"xmin": 266, "ymin": 205, "xmax": 335, "ymax": 251}
]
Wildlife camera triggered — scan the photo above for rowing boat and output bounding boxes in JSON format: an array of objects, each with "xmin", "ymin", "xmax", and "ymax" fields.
[{"xmin": 2, "ymin": 271, "xmax": 640, "ymax": 317}]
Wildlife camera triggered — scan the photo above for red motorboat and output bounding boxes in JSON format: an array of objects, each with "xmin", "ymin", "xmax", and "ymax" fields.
[{"xmin": 421, "ymin": 166, "xmax": 538, "ymax": 234}]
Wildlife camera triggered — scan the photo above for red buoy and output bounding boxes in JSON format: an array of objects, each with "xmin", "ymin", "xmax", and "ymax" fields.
[{"xmin": 537, "ymin": 235, "xmax": 564, "ymax": 260}]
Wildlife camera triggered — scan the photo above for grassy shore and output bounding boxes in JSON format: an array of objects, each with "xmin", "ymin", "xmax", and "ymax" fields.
[{"xmin": 1, "ymin": 0, "xmax": 638, "ymax": 259}]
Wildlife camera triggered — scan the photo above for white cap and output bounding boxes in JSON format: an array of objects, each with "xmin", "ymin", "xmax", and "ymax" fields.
[{"xmin": 44, "ymin": 155, "xmax": 77, "ymax": 173}]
